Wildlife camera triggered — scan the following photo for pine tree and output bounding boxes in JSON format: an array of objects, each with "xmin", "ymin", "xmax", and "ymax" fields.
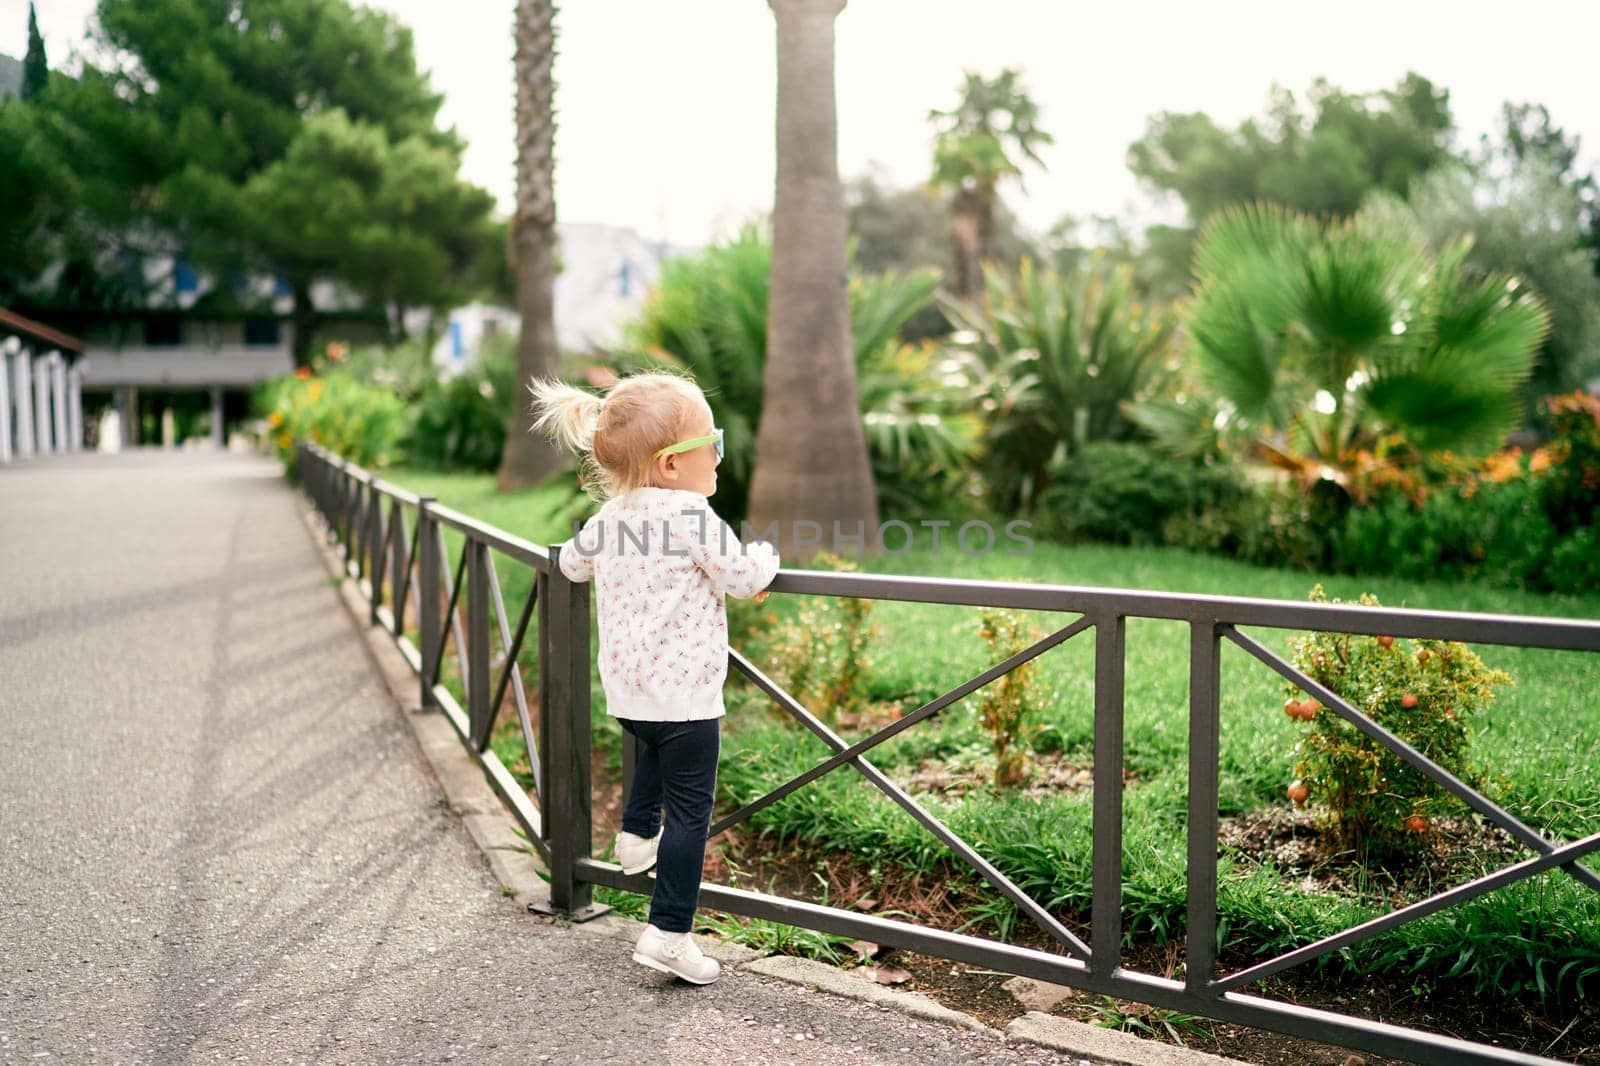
[{"xmin": 22, "ymin": 2, "xmax": 47, "ymax": 99}]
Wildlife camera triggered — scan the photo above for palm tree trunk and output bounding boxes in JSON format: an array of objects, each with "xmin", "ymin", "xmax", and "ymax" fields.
[
  {"xmin": 497, "ymin": 0, "xmax": 565, "ymax": 492},
  {"xmin": 749, "ymin": 0, "xmax": 878, "ymax": 560},
  {"xmin": 949, "ymin": 188, "xmax": 984, "ymax": 303}
]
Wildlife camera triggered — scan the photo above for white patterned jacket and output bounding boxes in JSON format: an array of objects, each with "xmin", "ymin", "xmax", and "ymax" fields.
[{"xmin": 558, "ymin": 486, "xmax": 780, "ymax": 722}]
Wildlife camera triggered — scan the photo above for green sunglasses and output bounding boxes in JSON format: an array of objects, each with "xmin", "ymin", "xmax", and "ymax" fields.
[{"xmin": 652, "ymin": 426, "xmax": 724, "ymax": 461}]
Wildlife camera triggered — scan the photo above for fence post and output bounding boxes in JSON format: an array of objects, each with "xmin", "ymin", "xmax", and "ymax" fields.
[
  {"xmin": 353, "ymin": 474, "xmax": 368, "ymax": 583},
  {"xmin": 1091, "ymin": 611, "xmax": 1126, "ymax": 980},
  {"xmin": 417, "ymin": 495, "xmax": 440, "ymax": 711},
  {"xmin": 1186, "ymin": 621, "xmax": 1222, "ymax": 994},
  {"xmin": 530, "ymin": 545, "xmax": 609, "ymax": 921},
  {"xmin": 467, "ymin": 539, "xmax": 492, "ymax": 750},
  {"xmin": 367, "ymin": 477, "xmax": 383, "ymax": 626},
  {"xmin": 536, "ymin": 567, "xmax": 551, "ymax": 841},
  {"xmin": 333, "ymin": 458, "xmax": 347, "ymax": 554},
  {"xmin": 390, "ymin": 497, "xmax": 408, "ymax": 638}
]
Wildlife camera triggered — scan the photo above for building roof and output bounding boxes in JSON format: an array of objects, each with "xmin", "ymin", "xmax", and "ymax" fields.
[{"xmin": 0, "ymin": 307, "xmax": 87, "ymax": 354}]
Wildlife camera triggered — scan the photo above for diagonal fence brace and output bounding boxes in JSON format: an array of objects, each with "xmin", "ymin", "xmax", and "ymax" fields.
[
  {"xmin": 711, "ymin": 615, "xmax": 1091, "ymax": 838},
  {"xmin": 727, "ymin": 648, "xmax": 1093, "ymax": 961}
]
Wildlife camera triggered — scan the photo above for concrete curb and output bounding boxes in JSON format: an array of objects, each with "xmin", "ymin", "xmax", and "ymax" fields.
[
  {"xmin": 1005, "ymin": 1012, "xmax": 1244, "ymax": 1065},
  {"xmin": 295, "ymin": 492, "xmax": 1248, "ymax": 1066},
  {"xmin": 741, "ymin": 955, "xmax": 999, "ymax": 1036}
]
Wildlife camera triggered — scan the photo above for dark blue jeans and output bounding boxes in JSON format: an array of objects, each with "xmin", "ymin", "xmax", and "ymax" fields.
[{"xmin": 617, "ymin": 717, "xmax": 720, "ymax": 934}]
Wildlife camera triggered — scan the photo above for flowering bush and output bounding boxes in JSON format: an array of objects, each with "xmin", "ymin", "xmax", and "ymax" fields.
[
  {"xmin": 1538, "ymin": 390, "xmax": 1600, "ymax": 535},
  {"xmin": 1333, "ymin": 397, "xmax": 1600, "ymax": 593},
  {"xmin": 257, "ymin": 348, "xmax": 407, "ymax": 474},
  {"xmin": 1283, "ymin": 585, "xmax": 1512, "ymax": 858}
]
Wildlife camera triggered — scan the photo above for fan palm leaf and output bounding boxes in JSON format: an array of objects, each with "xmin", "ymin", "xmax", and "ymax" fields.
[{"xmin": 1177, "ymin": 201, "xmax": 1549, "ymax": 476}]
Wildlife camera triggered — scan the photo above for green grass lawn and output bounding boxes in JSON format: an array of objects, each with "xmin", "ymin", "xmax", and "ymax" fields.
[{"xmin": 378, "ymin": 467, "xmax": 1600, "ymax": 1003}]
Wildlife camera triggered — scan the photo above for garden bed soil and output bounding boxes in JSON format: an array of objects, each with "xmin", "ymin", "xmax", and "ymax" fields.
[{"xmin": 1219, "ymin": 806, "xmax": 1528, "ymax": 902}]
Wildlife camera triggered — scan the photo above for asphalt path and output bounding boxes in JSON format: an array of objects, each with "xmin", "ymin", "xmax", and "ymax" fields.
[{"xmin": 0, "ymin": 451, "xmax": 1092, "ymax": 1066}]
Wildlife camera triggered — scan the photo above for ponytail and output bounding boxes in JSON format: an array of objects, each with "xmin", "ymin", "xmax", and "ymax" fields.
[{"xmin": 529, "ymin": 378, "xmax": 603, "ymax": 455}]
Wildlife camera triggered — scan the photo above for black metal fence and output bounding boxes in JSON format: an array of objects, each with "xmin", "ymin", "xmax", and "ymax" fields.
[{"xmin": 295, "ymin": 441, "xmax": 1600, "ymax": 1066}]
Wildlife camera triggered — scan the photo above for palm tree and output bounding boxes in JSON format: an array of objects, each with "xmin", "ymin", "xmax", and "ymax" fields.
[
  {"xmin": 496, "ymin": 0, "xmax": 565, "ymax": 491},
  {"xmin": 943, "ymin": 257, "xmax": 1179, "ymax": 512},
  {"xmin": 929, "ymin": 68, "xmax": 1053, "ymax": 302},
  {"xmin": 747, "ymin": 0, "xmax": 878, "ymax": 558},
  {"xmin": 605, "ymin": 229, "xmax": 975, "ymax": 520},
  {"xmin": 1133, "ymin": 203, "xmax": 1550, "ymax": 499}
]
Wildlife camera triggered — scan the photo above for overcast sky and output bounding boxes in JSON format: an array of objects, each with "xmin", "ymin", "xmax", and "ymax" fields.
[{"xmin": 8, "ymin": 1, "xmax": 1599, "ymax": 247}]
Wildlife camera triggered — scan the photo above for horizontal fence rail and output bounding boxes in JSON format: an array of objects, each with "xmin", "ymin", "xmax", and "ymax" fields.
[{"xmin": 294, "ymin": 441, "xmax": 1600, "ymax": 1066}]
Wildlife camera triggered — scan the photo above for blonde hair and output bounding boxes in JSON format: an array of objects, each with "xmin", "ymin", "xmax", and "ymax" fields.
[{"xmin": 529, "ymin": 370, "xmax": 710, "ymax": 499}]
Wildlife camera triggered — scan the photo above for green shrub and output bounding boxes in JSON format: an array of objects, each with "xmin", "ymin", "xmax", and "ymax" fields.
[
  {"xmin": 1539, "ymin": 390, "xmax": 1600, "ymax": 535},
  {"xmin": 406, "ymin": 335, "xmax": 517, "ymax": 471},
  {"xmin": 1284, "ymin": 585, "xmax": 1512, "ymax": 858},
  {"xmin": 1336, "ymin": 476, "xmax": 1556, "ymax": 589},
  {"xmin": 1331, "ymin": 433, "xmax": 1600, "ymax": 594},
  {"xmin": 1039, "ymin": 441, "xmax": 1246, "ymax": 546}
]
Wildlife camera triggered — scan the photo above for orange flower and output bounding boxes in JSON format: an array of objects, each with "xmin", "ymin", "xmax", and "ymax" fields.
[
  {"xmin": 326, "ymin": 342, "xmax": 348, "ymax": 362},
  {"xmin": 276, "ymin": 432, "xmax": 292, "ymax": 450},
  {"xmin": 295, "ymin": 366, "xmax": 312, "ymax": 380},
  {"xmin": 1480, "ymin": 447, "xmax": 1522, "ymax": 484},
  {"xmin": 267, "ymin": 411, "xmax": 283, "ymax": 428},
  {"xmin": 1529, "ymin": 447, "xmax": 1554, "ymax": 475}
]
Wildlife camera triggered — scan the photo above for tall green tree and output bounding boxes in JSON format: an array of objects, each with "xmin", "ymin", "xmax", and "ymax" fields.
[
  {"xmin": 22, "ymin": 3, "xmax": 47, "ymax": 99},
  {"xmin": 748, "ymin": 0, "xmax": 878, "ymax": 558},
  {"xmin": 928, "ymin": 68, "xmax": 1052, "ymax": 302},
  {"xmin": 46, "ymin": 0, "xmax": 492, "ymax": 365},
  {"xmin": 1129, "ymin": 74, "xmax": 1454, "ymax": 223},
  {"xmin": 1494, "ymin": 101, "xmax": 1600, "ymax": 281},
  {"xmin": 496, "ymin": 0, "xmax": 566, "ymax": 491},
  {"xmin": 844, "ymin": 169, "xmax": 1033, "ymax": 339},
  {"xmin": 1125, "ymin": 74, "xmax": 1455, "ymax": 288},
  {"xmin": 245, "ymin": 110, "xmax": 496, "ymax": 352},
  {"xmin": 1370, "ymin": 161, "xmax": 1600, "ymax": 402}
]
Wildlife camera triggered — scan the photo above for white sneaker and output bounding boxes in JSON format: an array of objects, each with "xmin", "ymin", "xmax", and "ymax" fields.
[
  {"xmin": 615, "ymin": 828, "xmax": 662, "ymax": 875},
  {"xmin": 632, "ymin": 924, "xmax": 721, "ymax": 984}
]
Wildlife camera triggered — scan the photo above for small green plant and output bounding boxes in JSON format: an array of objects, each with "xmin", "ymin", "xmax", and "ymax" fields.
[
  {"xmin": 762, "ymin": 553, "xmax": 878, "ymax": 723},
  {"xmin": 1284, "ymin": 585, "xmax": 1512, "ymax": 857},
  {"xmin": 1087, "ymin": 996, "xmax": 1215, "ymax": 1047},
  {"xmin": 595, "ymin": 886, "xmax": 650, "ymax": 922},
  {"xmin": 970, "ymin": 606, "xmax": 1056, "ymax": 788},
  {"xmin": 693, "ymin": 911, "xmax": 853, "ymax": 964}
]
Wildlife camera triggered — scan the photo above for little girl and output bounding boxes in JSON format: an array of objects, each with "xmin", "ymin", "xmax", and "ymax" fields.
[{"xmin": 532, "ymin": 371, "xmax": 779, "ymax": 985}]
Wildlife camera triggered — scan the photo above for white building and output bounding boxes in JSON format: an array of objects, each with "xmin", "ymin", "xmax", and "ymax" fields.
[
  {"xmin": 40, "ymin": 255, "xmax": 381, "ymax": 447},
  {"xmin": 427, "ymin": 222, "xmax": 684, "ymax": 373}
]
